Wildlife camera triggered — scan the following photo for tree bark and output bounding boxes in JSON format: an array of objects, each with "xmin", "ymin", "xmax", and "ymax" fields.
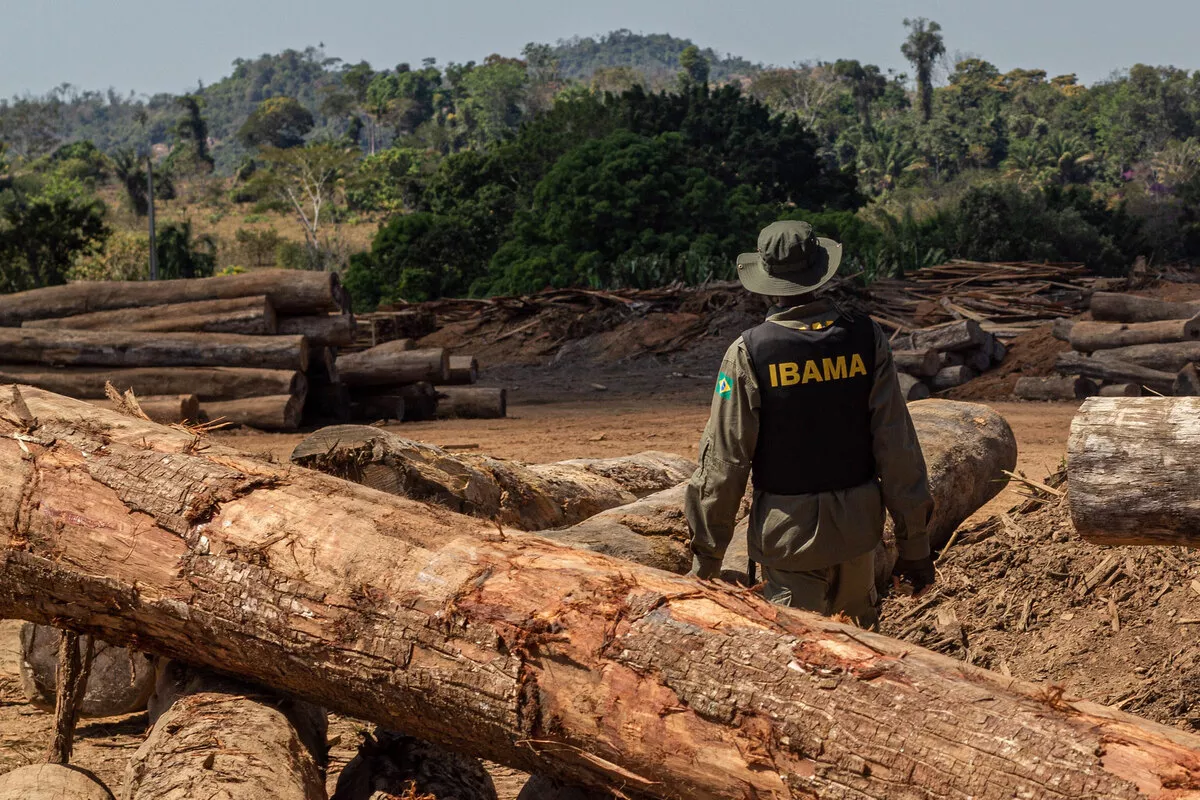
[
  {"xmin": 1051, "ymin": 317, "xmax": 1076, "ymax": 342},
  {"xmin": 0, "ymin": 365, "xmax": 306, "ymax": 401},
  {"xmin": 93, "ymin": 394, "xmax": 199, "ymax": 425},
  {"xmin": 1069, "ymin": 314, "xmax": 1200, "ymax": 352},
  {"xmin": 891, "ymin": 349, "xmax": 938, "ymax": 377},
  {"xmin": 290, "ymin": 426, "xmax": 692, "ymax": 531},
  {"xmin": 0, "ymin": 764, "xmax": 114, "ymax": 800},
  {"xmin": 896, "ymin": 373, "xmax": 930, "ymax": 401},
  {"xmin": 0, "ymin": 269, "xmax": 343, "ymax": 326},
  {"xmin": 0, "ymin": 388, "xmax": 1194, "ymax": 800},
  {"xmin": 1055, "ymin": 351, "xmax": 1177, "ymax": 394},
  {"xmin": 1013, "ymin": 376, "xmax": 1097, "ymax": 401},
  {"xmin": 338, "ymin": 345, "xmax": 448, "ymax": 387},
  {"xmin": 1089, "ymin": 291, "xmax": 1200, "ymax": 323},
  {"xmin": 125, "ymin": 662, "xmax": 327, "ymax": 800},
  {"xmin": 1174, "ymin": 363, "xmax": 1200, "ymax": 396},
  {"xmin": 0, "ymin": 328, "xmax": 308, "ymax": 371},
  {"xmin": 331, "ymin": 729, "xmax": 497, "ymax": 800},
  {"xmin": 1092, "ymin": 341, "xmax": 1200, "ymax": 372},
  {"xmin": 435, "ymin": 387, "xmax": 506, "ymax": 419},
  {"xmin": 911, "ymin": 319, "xmax": 987, "ymax": 352},
  {"xmin": 1068, "ymin": 396, "xmax": 1200, "ymax": 546},
  {"xmin": 23, "ymin": 295, "xmax": 278, "ymax": 335},
  {"xmin": 442, "ymin": 355, "xmax": 480, "ymax": 385},
  {"xmin": 203, "ymin": 394, "xmax": 305, "ymax": 431},
  {"xmin": 47, "ymin": 630, "xmax": 92, "ymax": 765},
  {"xmin": 19, "ymin": 623, "xmax": 155, "ymax": 718},
  {"xmin": 278, "ymin": 313, "xmax": 357, "ymax": 347},
  {"xmin": 930, "ymin": 364, "xmax": 976, "ymax": 390},
  {"xmin": 1098, "ymin": 383, "xmax": 1143, "ymax": 397}
]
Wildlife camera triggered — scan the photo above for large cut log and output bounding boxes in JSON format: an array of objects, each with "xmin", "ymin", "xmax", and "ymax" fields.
[
  {"xmin": 349, "ymin": 383, "xmax": 439, "ymax": 422},
  {"xmin": 1068, "ymin": 396, "xmax": 1200, "ymax": 546},
  {"xmin": 442, "ymin": 355, "xmax": 480, "ymax": 385},
  {"xmin": 0, "ymin": 764, "xmax": 114, "ymax": 800},
  {"xmin": 1099, "ymin": 383, "xmax": 1143, "ymax": 397},
  {"xmin": 23, "ymin": 295, "xmax": 277, "ymax": 335},
  {"xmin": 0, "ymin": 364, "xmax": 306, "ymax": 401},
  {"xmin": 1174, "ymin": 363, "xmax": 1200, "ymax": 396},
  {"xmin": 911, "ymin": 319, "xmax": 987, "ymax": 352},
  {"xmin": 1051, "ymin": 317, "xmax": 1076, "ymax": 341},
  {"xmin": 1013, "ymin": 376, "xmax": 1097, "ymax": 401},
  {"xmin": 436, "ymin": 386, "xmax": 507, "ymax": 419},
  {"xmin": 1068, "ymin": 314, "xmax": 1200, "ymax": 352},
  {"xmin": 1091, "ymin": 341, "xmax": 1200, "ymax": 373},
  {"xmin": 0, "ymin": 328, "xmax": 308, "ymax": 371},
  {"xmin": 278, "ymin": 313, "xmax": 357, "ymax": 347},
  {"xmin": 338, "ymin": 344, "xmax": 448, "ymax": 387},
  {"xmin": 930, "ymin": 364, "xmax": 976, "ymax": 390},
  {"xmin": 0, "ymin": 388, "xmax": 1195, "ymax": 800},
  {"xmin": 890, "ymin": 349, "xmax": 939, "ymax": 377},
  {"xmin": 93, "ymin": 394, "xmax": 199, "ymax": 424},
  {"xmin": 203, "ymin": 394, "xmax": 305, "ymax": 431},
  {"xmin": 331, "ymin": 729, "xmax": 497, "ymax": 800},
  {"xmin": 19, "ymin": 622, "xmax": 155, "ymax": 717},
  {"xmin": 0, "ymin": 269, "xmax": 343, "ymax": 326},
  {"xmin": 126, "ymin": 662, "xmax": 327, "ymax": 800},
  {"xmin": 896, "ymin": 373, "xmax": 930, "ymax": 401},
  {"xmin": 290, "ymin": 426, "xmax": 693, "ymax": 530},
  {"xmin": 1055, "ymin": 351, "xmax": 1176, "ymax": 394},
  {"xmin": 1089, "ymin": 291, "xmax": 1200, "ymax": 323}
]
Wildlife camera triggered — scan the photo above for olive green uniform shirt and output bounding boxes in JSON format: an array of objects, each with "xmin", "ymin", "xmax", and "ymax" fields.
[{"xmin": 684, "ymin": 300, "xmax": 933, "ymax": 578}]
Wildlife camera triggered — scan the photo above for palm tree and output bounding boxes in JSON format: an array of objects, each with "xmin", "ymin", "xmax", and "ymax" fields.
[{"xmin": 901, "ymin": 18, "xmax": 946, "ymax": 123}]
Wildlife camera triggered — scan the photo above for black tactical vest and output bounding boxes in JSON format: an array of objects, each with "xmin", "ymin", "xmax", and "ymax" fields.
[{"xmin": 743, "ymin": 313, "xmax": 878, "ymax": 495}]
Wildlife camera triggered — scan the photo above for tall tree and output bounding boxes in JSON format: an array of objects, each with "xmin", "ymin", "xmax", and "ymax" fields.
[
  {"xmin": 678, "ymin": 45, "xmax": 711, "ymax": 90},
  {"xmin": 833, "ymin": 60, "xmax": 888, "ymax": 131},
  {"xmin": 257, "ymin": 144, "xmax": 357, "ymax": 265},
  {"xmin": 901, "ymin": 17, "xmax": 946, "ymax": 123},
  {"xmin": 237, "ymin": 97, "xmax": 314, "ymax": 150}
]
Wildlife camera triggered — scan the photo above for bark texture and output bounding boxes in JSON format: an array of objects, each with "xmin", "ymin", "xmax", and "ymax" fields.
[
  {"xmin": 278, "ymin": 314, "xmax": 357, "ymax": 347},
  {"xmin": 1069, "ymin": 315, "xmax": 1200, "ymax": 352},
  {"xmin": 0, "ymin": 269, "xmax": 342, "ymax": 326},
  {"xmin": 0, "ymin": 365, "xmax": 305, "ymax": 402},
  {"xmin": 435, "ymin": 387, "xmax": 507, "ymax": 419},
  {"xmin": 1, "ymin": 388, "xmax": 1198, "ymax": 800},
  {"xmin": 1069, "ymin": 396, "xmax": 1200, "ymax": 546},
  {"xmin": 0, "ymin": 764, "xmax": 114, "ymax": 800},
  {"xmin": 331, "ymin": 729, "xmax": 497, "ymax": 800},
  {"xmin": 23, "ymin": 295, "xmax": 277, "ymax": 335},
  {"xmin": 125, "ymin": 662, "xmax": 327, "ymax": 800},
  {"xmin": 1051, "ymin": 318, "xmax": 1076, "ymax": 341},
  {"xmin": 891, "ymin": 349, "xmax": 939, "ymax": 377},
  {"xmin": 48, "ymin": 630, "xmax": 92, "ymax": 765},
  {"xmin": 0, "ymin": 328, "xmax": 308, "ymax": 371},
  {"xmin": 1175, "ymin": 364, "xmax": 1200, "ymax": 396},
  {"xmin": 1089, "ymin": 291, "xmax": 1200, "ymax": 323},
  {"xmin": 1055, "ymin": 351, "xmax": 1177, "ymax": 395},
  {"xmin": 1092, "ymin": 341, "xmax": 1200, "ymax": 372},
  {"xmin": 19, "ymin": 622, "xmax": 155, "ymax": 717},
  {"xmin": 911, "ymin": 319, "xmax": 987, "ymax": 351},
  {"xmin": 1098, "ymin": 383, "xmax": 1143, "ymax": 397},
  {"xmin": 203, "ymin": 394, "xmax": 305, "ymax": 431},
  {"xmin": 338, "ymin": 344, "xmax": 448, "ymax": 387},
  {"xmin": 897, "ymin": 373, "xmax": 931, "ymax": 401},
  {"xmin": 290, "ymin": 426, "xmax": 692, "ymax": 530},
  {"xmin": 93, "ymin": 394, "xmax": 199, "ymax": 425},
  {"xmin": 1014, "ymin": 376, "xmax": 1097, "ymax": 401},
  {"xmin": 930, "ymin": 365, "xmax": 977, "ymax": 390}
]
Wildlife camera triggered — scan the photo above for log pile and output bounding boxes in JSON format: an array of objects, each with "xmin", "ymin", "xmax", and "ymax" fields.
[
  {"xmin": 887, "ymin": 320, "xmax": 1008, "ymax": 392},
  {"xmin": 1041, "ymin": 292, "xmax": 1200, "ymax": 399}
]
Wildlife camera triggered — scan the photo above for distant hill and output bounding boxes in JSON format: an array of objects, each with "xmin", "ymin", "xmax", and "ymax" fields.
[{"xmin": 548, "ymin": 30, "xmax": 760, "ymax": 83}]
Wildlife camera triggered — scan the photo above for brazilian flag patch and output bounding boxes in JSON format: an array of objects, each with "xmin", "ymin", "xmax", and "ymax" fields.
[{"xmin": 715, "ymin": 372, "xmax": 733, "ymax": 399}]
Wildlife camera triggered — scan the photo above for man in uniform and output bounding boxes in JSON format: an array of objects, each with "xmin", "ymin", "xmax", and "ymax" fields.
[{"xmin": 684, "ymin": 220, "xmax": 934, "ymax": 627}]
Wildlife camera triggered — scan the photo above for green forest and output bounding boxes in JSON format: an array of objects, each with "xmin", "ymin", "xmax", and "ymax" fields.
[{"xmin": 2, "ymin": 24, "xmax": 1199, "ymax": 308}]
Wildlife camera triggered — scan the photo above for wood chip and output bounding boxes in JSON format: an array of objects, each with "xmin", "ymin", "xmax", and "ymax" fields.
[
  {"xmin": 1018, "ymin": 596, "xmax": 1034, "ymax": 632},
  {"xmin": 1077, "ymin": 555, "xmax": 1119, "ymax": 596},
  {"xmin": 1108, "ymin": 596, "xmax": 1121, "ymax": 633},
  {"xmin": 1190, "ymin": 579, "xmax": 1200, "ymax": 597}
]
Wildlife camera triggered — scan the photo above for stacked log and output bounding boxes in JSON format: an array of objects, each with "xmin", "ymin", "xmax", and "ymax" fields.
[
  {"xmin": 2, "ymin": 388, "xmax": 1196, "ymax": 800},
  {"xmin": 1048, "ymin": 296, "xmax": 1200, "ymax": 397},
  {"xmin": 890, "ymin": 320, "xmax": 1006, "ymax": 394}
]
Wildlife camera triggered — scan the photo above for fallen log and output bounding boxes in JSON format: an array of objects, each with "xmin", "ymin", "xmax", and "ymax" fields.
[
  {"xmin": 1092, "ymin": 341, "xmax": 1200, "ymax": 372},
  {"xmin": 1089, "ymin": 291, "xmax": 1200, "ymax": 323},
  {"xmin": 0, "ymin": 269, "xmax": 343, "ymax": 326},
  {"xmin": 1051, "ymin": 317, "xmax": 1076, "ymax": 342},
  {"xmin": 911, "ymin": 319, "xmax": 987, "ymax": 352},
  {"xmin": 23, "ymin": 295, "xmax": 277, "ymax": 335},
  {"xmin": 0, "ymin": 328, "xmax": 308, "ymax": 371},
  {"xmin": 278, "ymin": 313, "xmax": 357, "ymax": 347},
  {"xmin": 93, "ymin": 394, "xmax": 199, "ymax": 425},
  {"xmin": 0, "ymin": 388, "xmax": 1194, "ymax": 800},
  {"xmin": 435, "ymin": 386, "xmax": 507, "ymax": 419},
  {"xmin": 126, "ymin": 662, "xmax": 327, "ymax": 800},
  {"xmin": 0, "ymin": 764, "xmax": 114, "ymax": 800},
  {"xmin": 1174, "ymin": 363, "xmax": 1200, "ymax": 396},
  {"xmin": 1098, "ymin": 383, "xmax": 1143, "ymax": 397},
  {"xmin": 891, "ymin": 349, "xmax": 938, "ymax": 377},
  {"xmin": 1068, "ymin": 396, "xmax": 1200, "ymax": 546},
  {"xmin": 397, "ymin": 382, "xmax": 439, "ymax": 421},
  {"xmin": 442, "ymin": 355, "xmax": 480, "ymax": 385},
  {"xmin": 896, "ymin": 373, "xmax": 931, "ymax": 401},
  {"xmin": 1055, "ymin": 351, "xmax": 1176, "ymax": 395},
  {"xmin": 1013, "ymin": 376, "xmax": 1097, "ymax": 401},
  {"xmin": 0, "ymin": 365, "xmax": 306, "ymax": 401},
  {"xmin": 290, "ymin": 426, "xmax": 692, "ymax": 530},
  {"xmin": 517, "ymin": 777, "xmax": 608, "ymax": 800},
  {"xmin": 964, "ymin": 347, "xmax": 992, "ymax": 372},
  {"xmin": 1068, "ymin": 314, "xmax": 1200, "ymax": 352},
  {"xmin": 930, "ymin": 364, "xmax": 976, "ymax": 390},
  {"xmin": 203, "ymin": 394, "xmax": 305, "ymax": 431},
  {"xmin": 338, "ymin": 344, "xmax": 448, "ymax": 387},
  {"xmin": 18, "ymin": 622, "xmax": 155, "ymax": 717},
  {"xmin": 331, "ymin": 729, "xmax": 497, "ymax": 800}
]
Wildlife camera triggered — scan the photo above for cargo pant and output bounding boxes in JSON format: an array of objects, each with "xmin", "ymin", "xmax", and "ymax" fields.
[{"xmin": 760, "ymin": 549, "xmax": 878, "ymax": 628}]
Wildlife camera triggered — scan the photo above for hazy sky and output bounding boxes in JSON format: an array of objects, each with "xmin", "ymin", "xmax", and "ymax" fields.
[{"xmin": 3, "ymin": 0, "xmax": 1198, "ymax": 99}]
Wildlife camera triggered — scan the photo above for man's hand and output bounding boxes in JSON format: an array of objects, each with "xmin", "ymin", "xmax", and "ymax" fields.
[{"xmin": 893, "ymin": 554, "xmax": 936, "ymax": 595}]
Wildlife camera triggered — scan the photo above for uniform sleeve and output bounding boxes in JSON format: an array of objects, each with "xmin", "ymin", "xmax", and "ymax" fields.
[
  {"xmin": 868, "ymin": 325, "xmax": 934, "ymax": 561},
  {"xmin": 684, "ymin": 339, "xmax": 759, "ymax": 578}
]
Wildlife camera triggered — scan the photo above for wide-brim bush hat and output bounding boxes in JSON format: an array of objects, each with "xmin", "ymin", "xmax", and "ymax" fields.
[{"xmin": 736, "ymin": 220, "xmax": 842, "ymax": 295}]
